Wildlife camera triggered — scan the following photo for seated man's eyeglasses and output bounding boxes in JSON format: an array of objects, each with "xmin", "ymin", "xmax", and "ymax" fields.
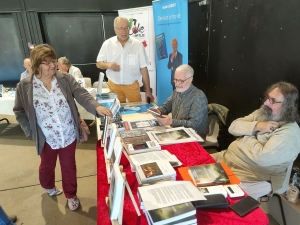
[
  {"xmin": 268, "ymin": 97, "xmax": 282, "ymax": 105},
  {"xmin": 173, "ymin": 76, "xmax": 193, "ymax": 84},
  {"xmin": 115, "ymin": 26, "xmax": 130, "ymax": 31},
  {"xmin": 41, "ymin": 60, "xmax": 57, "ymax": 66}
]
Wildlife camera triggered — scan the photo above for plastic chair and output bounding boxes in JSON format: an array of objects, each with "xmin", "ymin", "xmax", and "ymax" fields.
[
  {"xmin": 201, "ymin": 114, "xmax": 220, "ymax": 148},
  {"xmin": 92, "ymin": 81, "xmax": 109, "ymax": 89},
  {"xmin": 0, "ymin": 118, "xmax": 9, "ymax": 123},
  {"xmin": 260, "ymin": 163, "xmax": 293, "ymax": 225},
  {"xmin": 83, "ymin": 77, "xmax": 92, "ymax": 88}
]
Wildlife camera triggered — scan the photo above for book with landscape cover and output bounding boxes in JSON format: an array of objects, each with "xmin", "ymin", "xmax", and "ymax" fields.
[
  {"xmin": 146, "ymin": 127, "xmax": 204, "ymax": 145},
  {"xmin": 136, "ymin": 160, "xmax": 176, "ymax": 184},
  {"xmin": 179, "ymin": 163, "xmax": 230, "ymax": 187},
  {"xmin": 106, "ymin": 137, "xmax": 123, "ymax": 181},
  {"xmin": 146, "ymin": 202, "xmax": 196, "ymax": 225},
  {"xmin": 119, "ymin": 129, "xmax": 151, "ymax": 145}
]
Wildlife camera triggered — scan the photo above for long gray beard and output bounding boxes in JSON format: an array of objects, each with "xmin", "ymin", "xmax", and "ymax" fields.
[{"xmin": 256, "ymin": 105, "xmax": 282, "ymax": 121}]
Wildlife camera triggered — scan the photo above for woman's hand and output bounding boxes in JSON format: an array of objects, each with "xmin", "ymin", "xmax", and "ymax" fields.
[{"xmin": 96, "ymin": 106, "xmax": 113, "ymax": 117}]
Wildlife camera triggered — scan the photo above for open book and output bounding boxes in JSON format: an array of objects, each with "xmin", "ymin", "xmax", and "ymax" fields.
[{"xmin": 147, "ymin": 127, "xmax": 204, "ymax": 145}]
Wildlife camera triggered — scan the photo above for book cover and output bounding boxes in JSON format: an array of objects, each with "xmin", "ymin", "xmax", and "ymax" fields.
[
  {"xmin": 147, "ymin": 202, "xmax": 196, "ymax": 225},
  {"xmin": 189, "ymin": 163, "xmax": 230, "ymax": 187},
  {"xmin": 107, "ymin": 137, "xmax": 123, "ymax": 180},
  {"xmin": 155, "ymin": 33, "xmax": 168, "ymax": 60},
  {"xmin": 126, "ymin": 140, "xmax": 161, "ymax": 155},
  {"xmin": 192, "ymin": 194, "xmax": 229, "ymax": 209},
  {"xmin": 101, "ymin": 115, "xmax": 109, "ymax": 144},
  {"xmin": 126, "ymin": 118, "xmax": 166, "ymax": 131},
  {"xmin": 136, "ymin": 160, "xmax": 176, "ymax": 184},
  {"xmin": 147, "ymin": 127, "xmax": 204, "ymax": 145},
  {"xmin": 119, "ymin": 129, "xmax": 151, "ymax": 145},
  {"xmin": 104, "ymin": 123, "xmax": 117, "ymax": 159},
  {"xmin": 108, "ymin": 164, "xmax": 125, "ymax": 220}
]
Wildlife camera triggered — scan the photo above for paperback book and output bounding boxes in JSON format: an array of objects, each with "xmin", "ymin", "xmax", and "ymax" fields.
[
  {"xmin": 197, "ymin": 185, "xmax": 228, "ymax": 197},
  {"xmin": 146, "ymin": 127, "xmax": 204, "ymax": 145},
  {"xmin": 107, "ymin": 137, "xmax": 123, "ymax": 181},
  {"xmin": 104, "ymin": 123, "xmax": 118, "ymax": 160},
  {"xmin": 128, "ymin": 150, "xmax": 182, "ymax": 172},
  {"xmin": 123, "ymin": 118, "xmax": 166, "ymax": 131},
  {"xmin": 107, "ymin": 164, "xmax": 126, "ymax": 220},
  {"xmin": 146, "ymin": 202, "xmax": 196, "ymax": 225},
  {"xmin": 178, "ymin": 163, "xmax": 230, "ymax": 187},
  {"xmin": 119, "ymin": 129, "xmax": 151, "ymax": 145},
  {"xmin": 125, "ymin": 140, "xmax": 161, "ymax": 155},
  {"xmin": 135, "ymin": 160, "xmax": 176, "ymax": 185}
]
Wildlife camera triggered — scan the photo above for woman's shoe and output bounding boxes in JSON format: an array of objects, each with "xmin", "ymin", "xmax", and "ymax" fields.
[
  {"xmin": 45, "ymin": 187, "xmax": 63, "ymax": 196},
  {"xmin": 68, "ymin": 196, "xmax": 80, "ymax": 211}
]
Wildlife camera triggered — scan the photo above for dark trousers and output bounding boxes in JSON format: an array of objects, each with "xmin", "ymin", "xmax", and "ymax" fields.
[{"xmin": 39, "ymin": 140, "xmax": 77, "ymax": 199}]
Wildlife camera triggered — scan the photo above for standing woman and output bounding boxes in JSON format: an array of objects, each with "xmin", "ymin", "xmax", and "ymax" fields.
[{"xmin": 13, "ymin": 44, "xmax": 112, "ymax": 211}]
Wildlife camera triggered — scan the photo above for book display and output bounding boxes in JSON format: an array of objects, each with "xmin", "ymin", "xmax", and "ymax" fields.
[
  {"xmin": 147, "ymin": 127, "xmax": 204, "ymax": 145},
  {"xmin": 135, "ymin": 160, "xmax": 176, "ymax": 185}
]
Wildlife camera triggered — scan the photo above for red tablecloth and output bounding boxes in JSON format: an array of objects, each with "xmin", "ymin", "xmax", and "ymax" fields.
[{"xmin": 97, "ymin": 141, "xmax": 269, "ymax": 225}]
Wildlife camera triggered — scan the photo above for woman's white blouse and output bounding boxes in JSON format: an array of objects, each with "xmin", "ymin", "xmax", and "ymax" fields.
[{"xmin": 33, "ymin": 76, "xmax": 77, "ymax": 149}]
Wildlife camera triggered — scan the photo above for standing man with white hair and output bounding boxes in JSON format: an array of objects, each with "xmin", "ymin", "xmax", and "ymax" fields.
[
  {"xmin": 57, "ymin": 57, "xmax": 83, "ymax": 78},
  {"xmin": 96, "ymin": 16, "xmax": 154, "ymax": 103},
  {"xmin": 150, "ymin": 64, "xmax": 208, "ymax": 139}
]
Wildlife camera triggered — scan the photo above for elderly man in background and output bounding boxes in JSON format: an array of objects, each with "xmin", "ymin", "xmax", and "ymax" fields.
[
  {"xmin": 150, "ymin": 64, "xmax": 208, "ymax": 139},
  {"xmin": 212, "ymin": 82, "xmax": 300, "ymax": 199},
  {"xmin": 96, "ymin": 16, "xmax": 154, "ymax": 103},
  {"xmin": 20, "ymin": 58, "xmax": 32, "ymax": 80},
  {"xmin": 57, "ymin": 57, "xmax": 83, "ymax": 78}
]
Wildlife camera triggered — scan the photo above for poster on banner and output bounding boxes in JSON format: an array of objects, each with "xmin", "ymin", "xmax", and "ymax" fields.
[
  {"xmin": 153, "ymin": 0, "xmax": 188, "ymax": 105},
  {"xmin": 118, "ymin": 7, "xmax": 157, "ymax": 98}
]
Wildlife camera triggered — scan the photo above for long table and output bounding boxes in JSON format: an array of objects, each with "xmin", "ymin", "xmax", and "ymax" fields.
[{"xmin": 96, "ymin": 141, "xmax": 269, "ymax": 225}]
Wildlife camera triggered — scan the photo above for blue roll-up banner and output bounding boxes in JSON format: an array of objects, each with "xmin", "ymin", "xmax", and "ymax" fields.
[{"xmin": 152, "ymin": 0, "xmax": 188, "ymax": 105}]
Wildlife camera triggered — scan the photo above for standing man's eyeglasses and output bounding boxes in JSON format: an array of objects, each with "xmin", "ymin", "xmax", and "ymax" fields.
[
  {"xmin": 115, "ymin": 26, "xmax": 130, "ymax": 31},
  {"xmin": 173, "ymin": 76, "xmax": 193, "ymax": 84}
]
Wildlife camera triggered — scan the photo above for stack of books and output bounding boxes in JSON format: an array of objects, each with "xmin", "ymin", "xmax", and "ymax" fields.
[
  {"xmin": 119, "ymin": 129, "xmax": 161, "ymax": 155},
  {"xmin": 135, "ymin": 160, "xmax": 176, "ymax": 185},
  {"xmin": 138, "ymin": 181, "xmax": 205, "ymax": 225}
]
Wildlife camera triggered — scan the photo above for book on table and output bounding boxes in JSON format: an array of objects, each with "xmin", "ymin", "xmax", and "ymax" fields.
[
  {"xmin": 138, "ymin": 181, "xmax": 205, "ymax": 225},
  {"xmin": 107, "ymin": 164, "xmax": 126, "ymax": 220},
  {"xmin": 123, "ymin": 118, "xmax": 166, "ymax": 131},
  {"xmin": 106, "ymin": 137, "xmax": 123, "ymax": 182},
  {"xmin": 125, "ymin": 140, "xmax": 161, "ymax": 155},
  {"xmin": 128, "ymin": 150, "xmax": 182, "ymax": 172},
  {"xmin": 197, "ymin": 185, "xmax": 228, "ymax": 197},
  {"xmin": 178, "ymin": 162, "xmax": 231, "ymax": 187},
  {"xmin": 146, "ymin": 127, "xmax": 204, "ymax": 145},
  {"xmin": 144, "ymin": 202, "xmax": 196, "ymax": 225},
  {"xmin": 104, "ymin": 123, "xmax": 118, "ymax": 160},
  {"xmin": 135, "ymin": 160, "xmax": 176, "ymax": 185},
  {"xmin": 192, "ymin": 194, "xmax": 229, "ymax": 209},
  {"xmin": 101, "ymin": 115, "xmax": 109, "ymax": 145}
]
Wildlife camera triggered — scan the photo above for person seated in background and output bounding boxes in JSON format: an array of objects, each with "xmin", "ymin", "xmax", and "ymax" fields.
[
  {"xmin": 150, "ymin": 64, "xmax": 208, "ymax": 139},
  {"xmin": 57, "ymin": 56, "xmax": 83, "ymax": 78},
  {"xmin": 211, "ymin": 81, "xmax": 300, "ymax": 199},
  {"xmin": 20, "ymin": 58, "xmax": 32, "ymax": 80}
]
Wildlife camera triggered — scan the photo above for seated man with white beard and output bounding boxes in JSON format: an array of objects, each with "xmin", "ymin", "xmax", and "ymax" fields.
[{"xmin": 212, "ymin": 82, "xmax": 300, "ymax": 199}]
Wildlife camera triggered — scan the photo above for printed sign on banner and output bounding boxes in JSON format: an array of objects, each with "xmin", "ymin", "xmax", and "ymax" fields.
[
  {"xmin": 118, "ymin": 7, "xmax": 157, "ymax": 98},
  {"xmin": 153, "ymin": 0, "xmax": 188, "ymax": 105}
]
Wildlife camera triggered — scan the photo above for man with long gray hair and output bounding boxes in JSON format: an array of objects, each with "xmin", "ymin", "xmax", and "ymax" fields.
[{"xmin": 212, "ymin": 81, "xmax": 300, "ymax": 199}]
